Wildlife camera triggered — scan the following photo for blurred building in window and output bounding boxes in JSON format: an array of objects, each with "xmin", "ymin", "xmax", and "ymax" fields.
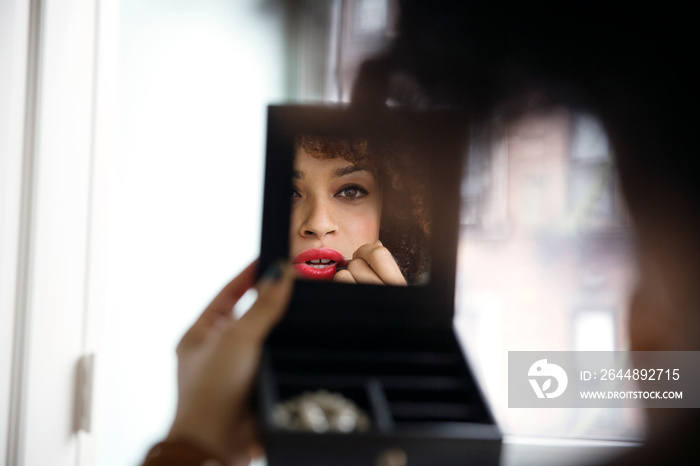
[{"xmin": 456, "ymin": 110, "xmax": 640, "ymax": 439}]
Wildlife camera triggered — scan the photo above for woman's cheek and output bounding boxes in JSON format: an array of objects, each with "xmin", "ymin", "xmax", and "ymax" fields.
[{"xmin": 344, "ymin": 205, "xmax": 381, "ymax": 247}]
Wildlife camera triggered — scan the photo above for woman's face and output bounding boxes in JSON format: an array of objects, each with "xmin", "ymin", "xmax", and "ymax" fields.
[{"xmin": 290, "ymin": 147, "xmax": 382, "ymax": 280}]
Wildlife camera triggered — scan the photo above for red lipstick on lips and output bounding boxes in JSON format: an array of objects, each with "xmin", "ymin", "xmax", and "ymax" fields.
[{"xmin": 293, "ymin": 248, "xmax": 348, "ymax": 280}]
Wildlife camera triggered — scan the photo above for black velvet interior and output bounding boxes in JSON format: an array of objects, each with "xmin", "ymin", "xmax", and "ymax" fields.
[{"xmin": 263, "ymin": 327, "xmax": 491, "ymax": 430}]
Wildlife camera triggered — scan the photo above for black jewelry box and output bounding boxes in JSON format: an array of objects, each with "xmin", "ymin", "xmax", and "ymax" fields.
[{"xmin": 256, "ymin": 105, "xmax": 501, "ymax": 466}]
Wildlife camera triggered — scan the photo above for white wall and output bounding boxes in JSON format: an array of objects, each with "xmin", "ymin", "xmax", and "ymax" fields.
[
  {"xmin": 0, "ymin": 0, "xmax": 30, "ymax": 462},
  {"xmin": 21, "ymin": 1, "xmax": 100, "ymax": 465},
  {"xmin": 95, "ymin": 2, "xmax": 287, "ymax": 465}
]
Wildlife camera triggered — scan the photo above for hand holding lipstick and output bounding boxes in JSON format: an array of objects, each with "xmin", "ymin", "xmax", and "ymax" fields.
[{"xmin": 333, "ymin": 241, "xmax": 407, "ymax": 286}]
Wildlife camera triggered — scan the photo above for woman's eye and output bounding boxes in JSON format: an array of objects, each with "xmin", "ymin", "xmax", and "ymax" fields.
[
  {"xmin": 336, "ymin": 185, "xmax": 368, "ymax": 199},
  {"xmin": 292, "ymin": 188, "xmax": 301, "ymax": 199}
]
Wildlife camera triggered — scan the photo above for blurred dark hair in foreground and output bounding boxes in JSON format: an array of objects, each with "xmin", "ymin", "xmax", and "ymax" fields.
[
  {"xmin": 353, "ymin": 0, "xmax": 699, "ymax": 337},
  {"xmin": 351, "ymin": 1, "xmax": 699, "ymax": 461}
]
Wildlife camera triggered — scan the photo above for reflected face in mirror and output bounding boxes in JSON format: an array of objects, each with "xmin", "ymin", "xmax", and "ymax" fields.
[
  {"xmin": 288, "ymin": 134, "xmax": 430, "ymax": 286},
  {"xmin": 290, "ymin": 146, "xmax": 382, "ymax": 280}
]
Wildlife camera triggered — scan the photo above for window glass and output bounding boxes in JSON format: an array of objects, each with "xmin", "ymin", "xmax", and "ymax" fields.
[{"xmin": 455, "ymin": 111, "xmax": 642, "ymax": 439}]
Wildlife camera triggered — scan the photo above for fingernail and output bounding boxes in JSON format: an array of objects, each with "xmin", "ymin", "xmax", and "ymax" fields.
[
  {"xmin": 261, "ymin": 259, "xmax": 285, "ymax": 282},
  {"xmin": 376, "ymin": 240, "xmax": 383, "ymax": 247}
]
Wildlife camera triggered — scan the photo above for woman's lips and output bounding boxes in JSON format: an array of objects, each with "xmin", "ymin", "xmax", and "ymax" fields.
[{"xmin": 293, "ymin": 248, "xmax": 348, "ymax": 280}]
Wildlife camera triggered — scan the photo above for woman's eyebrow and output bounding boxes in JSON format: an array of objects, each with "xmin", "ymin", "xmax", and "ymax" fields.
[
  {"xmin": 334, "ymin": 165, "xmax": 370, "ymax": 178},
  {"xmin": 292, "ymin": 169, "xmax": 303, "ymax": 179}
]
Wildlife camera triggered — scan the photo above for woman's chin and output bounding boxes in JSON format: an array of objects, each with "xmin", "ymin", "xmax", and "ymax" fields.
[{"xmin": 293, "ymin": 262, "xmax": 337, "ymax": 280}]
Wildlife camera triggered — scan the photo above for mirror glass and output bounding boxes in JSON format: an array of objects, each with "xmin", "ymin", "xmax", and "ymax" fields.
[{"xmin": 289, "ymin": 134, "xmax": 431, "ymax": 286}]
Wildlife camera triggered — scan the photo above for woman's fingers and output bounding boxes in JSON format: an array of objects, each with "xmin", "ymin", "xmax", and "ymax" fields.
[
  {"xmin": 178, "ymin": 261, "xmax": 258, "ymax": 353},
  {"xmin": 199, "ymin": 260, "xmax": 257, "ymax": 325},
  {"xmin": 335, "ymin": 242, "xmax": 408, "ymax": 285},
  {"xmin": 333, "ymin": 268, "xmax": 357, "ymax": 284},
  {"xmin": 345, "ymin": 258, "xmax": 385, "ymax": 285},
  {"xmin": 352, "ymin": 243, "xmax": 407, "ymax": 286}
]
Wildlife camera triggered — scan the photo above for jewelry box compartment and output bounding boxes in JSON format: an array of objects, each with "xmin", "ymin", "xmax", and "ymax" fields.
[{"xmin": 257, "ymin": 326, "xmax": 501, "ymax": 466}]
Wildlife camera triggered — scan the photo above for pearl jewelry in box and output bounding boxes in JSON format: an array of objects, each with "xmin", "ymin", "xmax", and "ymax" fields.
[{"xmin": 256, "ymin": 105, "xmax": 501, "ymax": 466}]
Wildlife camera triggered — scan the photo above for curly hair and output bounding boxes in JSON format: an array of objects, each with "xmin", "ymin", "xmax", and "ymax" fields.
[{"xmin": 296, "ymin": 134, "xmax": 430, "ymax": 284}]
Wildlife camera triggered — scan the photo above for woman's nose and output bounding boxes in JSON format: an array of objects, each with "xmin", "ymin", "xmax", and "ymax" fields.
[{"xmin": 299, "ymin": 196, "xmax": 337, "ymax": 238}]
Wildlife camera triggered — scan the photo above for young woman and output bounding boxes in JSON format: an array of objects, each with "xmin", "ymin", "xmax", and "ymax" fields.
[{"xmin": 290, "ymin": 134, "xmax": 430, "ymax": 285}]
